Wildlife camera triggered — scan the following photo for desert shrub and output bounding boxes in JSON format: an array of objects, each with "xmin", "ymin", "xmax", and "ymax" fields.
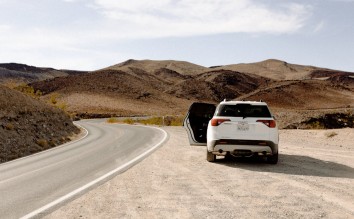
[
  {"xmin": 164, "ymin": 116, "xmax": 184, "ymax": 126},
  {"xmin": 148, "ymin": 117, "xmax": 163, "ymax": 125},
  {"xmin": 325, "ymin": 131, "xmax": 338, "ymax": 138},
  {"xmin": 310, "ymin": 121, "xmax": 324, "ymax": 129},
  {"xmin": 48, "ymin": 93, "xmax": 69, "ymax": 113},
  {"xmin": 36, "ymin": 139, "xmax": 48, "ymax": 148},
  {"xmin": 49, "ymin": 93, "xmax": 59, "ymax": 105},
  {"xmin": 14, "ymin": 83, "xmax": 42, "ymax": 99},
  {"xmin": 107, "ymin": 117, "xmax": 119, "ymax": 123},
  {"xmin": 123, "ymin": 118, "xmax": 135, "ymax": 124},
  {"xmin": 49, "ymin": 139, "xmax": 56, "ymax": 147},
  {"xmin": 56, "ymin": 102, "xmax": 67, "ymax": 111},
  {"xmin": 303, "ymin": 113, "xmax": 354, "ymax": 129},
  {"xmin": 125, "ymin": 116, "xmax": 184, "ymax": 126},
  {"xmin": 136, "ymin": 117, "xmax": 163, "ymax": 126},
  {"xmin": 4, "ymin": 123, "xmax": 14, "ymax": 130}
]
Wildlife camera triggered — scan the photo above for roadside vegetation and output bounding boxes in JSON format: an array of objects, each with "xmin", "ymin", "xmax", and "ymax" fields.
[
  {"xmin": 325, "ymin": 131, "xmax": 338, "ymax": 138},
  {"xmin": 8, "ymin": 83, "xmax": 71, "ymax": 115},
  {"xmin": 13, "ymin": 83, "xmax": 42, "ymax": 99},
  {"xmin": 293, "ymin": 112, "xmax": 353, "ymax": 129},
  {"xmin": 48, "ymin": 93, "xmax": 68, "ymax": 112},
  {"xmin": 107, "ymin": 116, "xmax": 184, "ymax": 126}
]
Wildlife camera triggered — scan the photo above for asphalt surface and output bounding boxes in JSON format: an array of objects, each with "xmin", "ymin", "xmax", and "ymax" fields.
[{"xmin": 0, "ymin": 119, "xmax": 167, "ymax": 219}]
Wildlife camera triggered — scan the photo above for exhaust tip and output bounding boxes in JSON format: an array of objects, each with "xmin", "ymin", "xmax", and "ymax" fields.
[{"xmin": 218, "ymin": 149, "xmax": 223, "ymax": 153}]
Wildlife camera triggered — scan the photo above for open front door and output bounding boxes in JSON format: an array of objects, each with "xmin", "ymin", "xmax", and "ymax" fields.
[{"xmin": 183, "ymin": 102, "xmax": 216, "ymax": 145}]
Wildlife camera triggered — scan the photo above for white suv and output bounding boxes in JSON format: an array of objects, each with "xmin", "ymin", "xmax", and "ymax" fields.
[{"xmin": 183, "ymin": 101, "xmax": 279, "ymax": 164}]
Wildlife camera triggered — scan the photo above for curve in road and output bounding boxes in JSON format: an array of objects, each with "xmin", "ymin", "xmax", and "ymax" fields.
[{"xmin": 0, "ymin": 119, "xmax": 168, "ymax": 219}]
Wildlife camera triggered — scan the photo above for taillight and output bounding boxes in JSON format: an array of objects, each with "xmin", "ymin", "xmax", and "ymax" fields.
[
  {"xmin": 257, "ymin": 120, "xmax": 276, "ymax": 128},
  {"xmin": 211, "ymin": 119, "xmax": 231, "ymax": 126}
]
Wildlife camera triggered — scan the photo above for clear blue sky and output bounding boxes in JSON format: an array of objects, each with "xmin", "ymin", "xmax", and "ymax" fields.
[{"xmin": 0, "ymin": 0, "xmax": 353, "ymax": 71}]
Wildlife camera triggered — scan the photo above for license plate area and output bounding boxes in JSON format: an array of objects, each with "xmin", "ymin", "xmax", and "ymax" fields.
[{"xmin": 237, "ymin": 121, "xmax": 249, "ymax": 131}]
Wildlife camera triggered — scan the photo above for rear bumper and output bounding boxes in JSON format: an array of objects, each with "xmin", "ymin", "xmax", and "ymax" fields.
[{"xmin": 207, "ymin": 139, "xmax": 278, "ymax": 155}]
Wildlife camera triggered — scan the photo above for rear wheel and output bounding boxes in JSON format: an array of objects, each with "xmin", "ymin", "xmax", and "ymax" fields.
[
  {"xmin": 206, "ymin": 150, "xmax": 216, "ymax": 162},
  {"xmin": 267, "ymin": 153, "xmax": 278, "ymax": 164}
]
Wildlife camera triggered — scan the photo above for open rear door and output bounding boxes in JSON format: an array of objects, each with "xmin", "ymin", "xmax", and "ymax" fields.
[{"xmin": 183, "ymin": 102, "xmax": 216, "ymax": 146}]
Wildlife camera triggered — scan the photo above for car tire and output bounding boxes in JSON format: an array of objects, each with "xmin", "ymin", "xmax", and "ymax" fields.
[
  {"xmin": 206, "ymin": 150, "xmax": 216, "ymax": 162},
  {"xmin": 267, "ymin": 152, "xmax": 278, "ymax": 164}
]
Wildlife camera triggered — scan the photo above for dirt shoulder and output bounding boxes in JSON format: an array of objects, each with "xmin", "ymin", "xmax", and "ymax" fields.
[{"xmin": 46, "ymin": 127, "xmax": 354, "ymax": 219}]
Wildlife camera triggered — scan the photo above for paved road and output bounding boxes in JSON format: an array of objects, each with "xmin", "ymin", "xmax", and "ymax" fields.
[{"xmin": 0, "ymin": 119, "xmax": 168, "ymax": 219}]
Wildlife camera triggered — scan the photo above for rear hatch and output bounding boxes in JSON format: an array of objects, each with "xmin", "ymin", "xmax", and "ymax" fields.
[{"xmin": 211, "ymin": 103, "xmax": 276, "ymax": 141}]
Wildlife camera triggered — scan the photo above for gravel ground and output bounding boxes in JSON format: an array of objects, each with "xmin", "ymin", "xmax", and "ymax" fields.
[{"xmin": 46, "ymin": 127, "xmax": 354, "ymax": 219}]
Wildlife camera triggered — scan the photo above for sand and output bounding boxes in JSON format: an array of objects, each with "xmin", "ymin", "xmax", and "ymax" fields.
[{"xmin": 46, "ymin": 127, "xmax": 354, "ymax": 219}]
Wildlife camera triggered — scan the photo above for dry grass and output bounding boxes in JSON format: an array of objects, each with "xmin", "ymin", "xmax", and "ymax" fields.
[
  {"xmin": 13, "ymin": 83, "xmax": 42, "ymax": 99},
  {"xmin": 36, "ymin": 139, "xmax": 48, "ymax": 148},
  {"xmin": 107, "ymin": 117, "xmax": 119, "ymax": 123},
  {"xmin": 123, "ymin": 118, "xmax": 135, "ymax": 124},
  {"xmin": 325, "ymin": 131, "xmax": 338, "ymax": 138},
  {"xmin": 4, "ymin": 123, "xmax": 15, "ymax": 130},
  {"xmin": 121, "ymin": 116, "xmax": 184, "ymax": 126}
]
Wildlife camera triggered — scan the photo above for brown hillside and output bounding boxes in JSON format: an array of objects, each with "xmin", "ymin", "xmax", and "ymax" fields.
[
  {"xmin": 167, "ymin": 70, "xmax": 272, "ymax": 101},
  {"xmin": 31, "ymin": 67, "xmax": 272, "ymax": 116},
  {"xmin": 0, "ymin": 85, "xmax": 79, "ymax": 163},
  {"xmin": 236, "ymin": 79, "xmax": 354, "ymax": 109},
  {"xmin": 8, "ymin": 59, "xmax": 352, "ymax": 128},
  {"xmin": 31, "ymin": 69, "xmax": 193, "ymax": 116},
  {"xmin": 107, "ymin": 59, "xmax": 208, "ymax": 76},
  {"xmin": 0, "ymin": 63, "xmax": 87, "ymax": 84},
  {"xmin": 213, "ymin": 59, "xmax": 354, "ymax": 81}
]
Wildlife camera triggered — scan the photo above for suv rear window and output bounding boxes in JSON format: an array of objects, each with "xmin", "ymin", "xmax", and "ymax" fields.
[{"xmin": 216, "ymin": 104, "xmax": 271, "ymax": 118}]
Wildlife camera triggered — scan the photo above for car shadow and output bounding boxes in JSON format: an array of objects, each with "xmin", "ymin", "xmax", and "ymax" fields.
[{"xmin": 214, "ymin": 154, "xmax": 354, "ymax": 179}]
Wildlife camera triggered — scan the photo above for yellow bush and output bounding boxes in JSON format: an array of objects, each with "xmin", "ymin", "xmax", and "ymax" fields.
[
  {"xmin": 129, "ymin": 116, "xmax": 184, "ymax": 126},
  {"xmin": 123, "ymin": 118, "xmax": 135, "ymax": 124},
  {"xmin": 36, "ymin": 139, "xmax": 48, "ymax": 148},
  {"xmin": 13, "ymin": 83, "xmax": 42, "ymax": 99},
  {"xmin": 49, "ymin": 93, "xmax": 59, "ymax": 105},
  {"xmin": 4, "ymin": 123, "xmax": 14, "ymax": 130},
  {"xmin": 107, "ymin": 117, "xmax": 119, "ymax": 123}
]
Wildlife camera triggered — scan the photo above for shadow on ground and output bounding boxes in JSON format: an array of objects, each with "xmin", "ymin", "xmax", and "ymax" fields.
[{"xmin": 215, "ymin": 154, "xmax": 354, "ymax": 179}]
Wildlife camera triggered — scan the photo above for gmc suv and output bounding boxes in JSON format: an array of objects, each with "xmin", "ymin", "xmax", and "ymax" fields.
[{"xmin": 183, "ymin": 101, "xmax": 279, "ymax": 164}]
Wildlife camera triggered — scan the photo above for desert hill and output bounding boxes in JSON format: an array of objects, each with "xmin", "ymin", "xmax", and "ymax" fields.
[
  {"xmin": 31, "ymin": 69, "xmax": 193, "ymax": 116},
  {"xmin": 107, "ymin": 59, "xmax": 208, "ymax": 76},
  {"xmin": 31, "ymin": 65, "xmax": 274, "ymax": 116},
  {"xmin": 237, "ymin": 78, "xmax": 354, "ymax": 109},
  {"xmin": 213, "ymin": 59, "xmax": 354, "ymax": 81},
  {"xmin": 0, "ymin": 85, "xmax": 79, "ymax": 163},
  {"xmin": 9, "ymin": 59, "xmax": 354, "ymax": 123},
  {"xmin": 0, "ymin": 63, "xmax": 87, "ymax": 84}
]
